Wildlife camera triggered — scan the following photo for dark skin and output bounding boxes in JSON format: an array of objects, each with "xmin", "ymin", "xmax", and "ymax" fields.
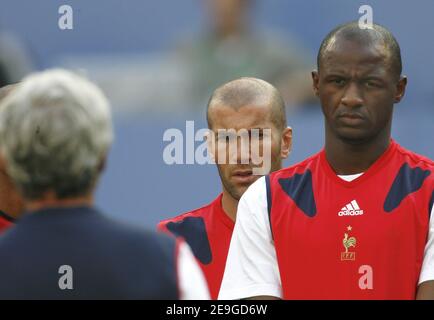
[
  {"xmin": 246, "ymin": 37, "xmax": 410, "ymax": 301},
  {"xmin": 312, "ymin": 38, "xmax": 406, "ymax": 175},
  {"xmin": 417, "ymin": 282, "xmax": 434, "ymax": 300},
  {"xmin": 312, "ymin": 36, "xmax": 433, "ymax": 299}
]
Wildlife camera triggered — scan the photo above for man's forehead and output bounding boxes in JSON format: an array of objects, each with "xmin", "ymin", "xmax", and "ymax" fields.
[
  {"xmin": 209, "ymin": 103, "xmax": 274, "ymax": 129},
  {"xmin": 321, "ymin": 40, "xmax": 391, "ymax": 72}
]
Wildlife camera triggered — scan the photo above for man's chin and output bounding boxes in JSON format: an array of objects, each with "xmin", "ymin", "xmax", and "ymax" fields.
[
  {"xmin": 236, "ymin": 178, "xmax": 261, "ymax": 194},
  {"xmin": 336, "ymin": 129, "xmax": 372, "ymax": 145},
  {"xmin": 223, "ymin": 175, "xmax": 263, "ymax": 201},
  {"xmin": 226, "ymin": 184, "xmax": 249, "ymax": 201}
]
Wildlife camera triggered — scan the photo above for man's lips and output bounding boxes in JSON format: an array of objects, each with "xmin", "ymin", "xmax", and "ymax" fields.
[
  {"xmin": 337, "ymin": 112, "xmax": 365, "ymax": 125},
  {"xmin": 231, "ymin": 169, "xmax": 257, "ymax": 184},
  {"xmin": 338, "ymin": 112, "xmax": 364, "ymax": 119},
  {"xmin": 232, "ymin": 169, "xmax": 253, "ymax": 176}
]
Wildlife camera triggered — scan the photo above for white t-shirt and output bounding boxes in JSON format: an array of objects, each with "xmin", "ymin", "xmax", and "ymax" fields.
[
  {"xmin": 178, "ymin": 241, "xmax": 210, "ymax": 300},
  {"xmin": 218, "ymin": 175, "xmax": 434, "ymax": 300}
]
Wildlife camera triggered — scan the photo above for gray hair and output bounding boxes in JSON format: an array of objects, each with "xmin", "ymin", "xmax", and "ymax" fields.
[{"xmin": 0, "ymin": 69, "xmax": 113, "ymax": 200}]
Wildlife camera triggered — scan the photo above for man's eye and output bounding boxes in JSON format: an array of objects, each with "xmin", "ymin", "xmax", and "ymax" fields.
[
  {"xmin": 250, "ymin": 130, "xmax": 264, "ymax": 139},
  {"xmin": 365, "ymin": 80, "xmax": 380, "ymax": 88},
  {"xmin": 218, "ymin": 135, "xmax": 235, "ymax": 143},
  {"xmin": 254, "ymin": 131, "xmax": 264, "ymax": 138},
  {"xmin": 332, "ymin": 78, "xmax": 345, "ymax": 86}
]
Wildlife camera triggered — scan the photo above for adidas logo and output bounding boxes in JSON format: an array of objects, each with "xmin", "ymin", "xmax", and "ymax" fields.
[{"xmin": 338, "ymin": 200, "xmax": 364, "ymax": 216}]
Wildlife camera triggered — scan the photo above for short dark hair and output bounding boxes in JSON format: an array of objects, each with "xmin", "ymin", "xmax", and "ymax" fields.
[
  {"xmin": 206, "ymin": 77, "xmax": 287, "ymax": 131},
  {"xmin": 317, "ymin": 21, "xmax": 402, "ymax": 77}
]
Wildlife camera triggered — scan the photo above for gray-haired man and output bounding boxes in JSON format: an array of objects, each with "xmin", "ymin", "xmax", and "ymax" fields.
[{"xmin": 0, "ymin": 69, "xmax": 209, "ymax": 299}]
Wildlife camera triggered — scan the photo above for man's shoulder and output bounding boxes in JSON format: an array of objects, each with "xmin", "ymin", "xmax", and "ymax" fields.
[
  {"xmin": 269, "ymin": 151, "xmax": 322, "ymax": 181},
  {"xmin": 72, "ymin": 208, "xmax": 177, "ymax": 249},
  {"xmin": 86, "ymin": 212, "xmax": 179, "ymax": 263},
  {"xmin": 157, "ymin": 195, "xmax": 221, "ymax": 231},
  {"xmin": 157, "ymin": 196, "xmax": 223, "ymax": 266},
  {"xmin": 240, "ymin": 152, "xmax": 322, "ymax": 210},
  {"xmin": 395, "ymin": 143, "xmax": 434, "ymax": 170},
  {"xmin": 0, "ymin": 208, "xmax": 177, "ymax": 261}
]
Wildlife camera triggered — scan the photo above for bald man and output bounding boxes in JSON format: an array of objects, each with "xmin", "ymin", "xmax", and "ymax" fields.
[
  {"xmin": 0, "ymin": 84, "xmax": 23, "ymax": 232},
  {"xmin": 219, "ymin": 22, "xmax": 434, "ymax": 300},
  {"xmin": 158, "ymin": 77, "xmax": 292, "ymax": 299}
]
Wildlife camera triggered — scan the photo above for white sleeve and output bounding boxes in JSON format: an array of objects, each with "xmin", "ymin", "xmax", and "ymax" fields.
[
  {"xmin": 218, "ymin": 177, "xmax": 282, "ymax": 300},
  {"xmin": 177, "ymin": 241, "xmax": 210, "ymax": 300},
  {"xmin": 419, "ymin": 205, "xmax": 434, "ymax": 284}
]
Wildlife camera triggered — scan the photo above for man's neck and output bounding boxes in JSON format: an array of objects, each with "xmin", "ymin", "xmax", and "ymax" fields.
[
  {"xmin": 325, "ymin": 133, "xmax": 391, "ymax": 175},
  {"xmin": 25, "ymin": 193, "xmax": 94, "ymax": 213},
  {"xmin": 221, "ymin": 190, "xmax": 238, "ymax": 222}
]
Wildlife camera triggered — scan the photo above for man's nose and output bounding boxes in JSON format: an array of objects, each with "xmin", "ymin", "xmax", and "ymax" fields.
[
  {"xmin": 235, "ymin": 135, "xmax": 251, "ymax": 164},
  {"xmin": 341, "ymin": 83, "xmax": 363, "ymax": 108}
]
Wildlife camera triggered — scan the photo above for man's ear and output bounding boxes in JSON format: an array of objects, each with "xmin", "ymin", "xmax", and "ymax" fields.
[
  {"xmin": 280, "ymin": 126, "xmax": 293, "ymax": 159},
  {"xmin": 312, "ymin": 70, "xmax": 320, "ymax": 97},
  {"xmin": 394, "ymin": 75, "xmax": 407, "ymax": 103}
]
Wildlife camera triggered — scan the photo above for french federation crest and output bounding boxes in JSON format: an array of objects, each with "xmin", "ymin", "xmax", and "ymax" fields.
[{"xmin": 341, "ymin": 225, "xmax": 357, "ymax": 261}]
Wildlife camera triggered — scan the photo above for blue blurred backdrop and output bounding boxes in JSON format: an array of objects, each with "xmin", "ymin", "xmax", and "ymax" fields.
[{"xmin": 1, "ymin": 0, "xmax": 432, "ymax": 227}]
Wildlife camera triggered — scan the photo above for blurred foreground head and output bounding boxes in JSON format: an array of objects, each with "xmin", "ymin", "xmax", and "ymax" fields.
[{"xmin": 0, "ymin": 69, "xmax": 113, "ymax": 202}]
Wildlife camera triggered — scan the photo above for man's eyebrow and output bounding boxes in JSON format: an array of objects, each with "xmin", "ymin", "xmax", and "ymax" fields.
[
  {"xmin": 361, "ymin": 75, "xmax": 386, "ymax": 80},
  {"xmin": 247, "ymin": 127, "xmax": 268, "ymax": 130},
  {"xmin": 324, "ymin": 67, "xmax": 387, "ymax": 77},
  {"xmin": 320, "ymin": 67, "xmax": 347, "ymax": 74},
  {"xmin": 323, "ymin": 73, "xmax": 347, "ymax": 77}
]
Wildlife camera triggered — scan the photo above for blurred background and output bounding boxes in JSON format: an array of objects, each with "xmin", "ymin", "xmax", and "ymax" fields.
[{"xmin": 1, "ymin": 0, "xmax": 433, "ymax": 227}]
